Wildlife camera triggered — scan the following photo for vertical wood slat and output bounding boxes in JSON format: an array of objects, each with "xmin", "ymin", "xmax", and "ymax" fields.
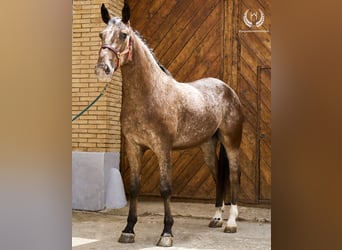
[
  {"xmin": 237, "ymin": 0, "xmax": 271, "ymax": 204},
  {"xmin": 258, "ymin": 67, "xmax": 271, "ymax": 201}
]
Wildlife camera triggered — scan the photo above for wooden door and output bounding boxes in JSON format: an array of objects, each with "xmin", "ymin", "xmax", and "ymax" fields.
[
  {"xmin": 235, "ymin": 0, "xmax": 271, "ymax": 204},
  {"xmin": 121, "ymin": 0, "xmax": 271, "ymax": 205}
]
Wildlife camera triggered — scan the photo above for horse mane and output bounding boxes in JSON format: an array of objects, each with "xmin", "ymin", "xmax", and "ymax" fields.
[{"xmin": 133, "ymin": 30, "xmax": 172, "ymax": 77}]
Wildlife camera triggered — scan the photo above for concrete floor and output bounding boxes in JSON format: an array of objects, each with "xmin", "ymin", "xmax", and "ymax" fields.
[{"xmin": 72, "ymin": 201, "xmax": 271, "ymax": 249}]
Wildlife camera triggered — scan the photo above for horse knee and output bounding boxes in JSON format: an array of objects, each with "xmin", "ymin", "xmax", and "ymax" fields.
[
  {"xmin": 160, "ymin": 184, "xmax": 172, "ymax": 198},
  {"xmin": 130, "ymin": 181, "xmax": 140, "ymax": 197},
  {"xmin": 161, "ymin": 190, "xmax": 172, "ymax": 199},
  {"xmin": 229, "ymin": 167, "xmax": 240, "ymax": 182}
]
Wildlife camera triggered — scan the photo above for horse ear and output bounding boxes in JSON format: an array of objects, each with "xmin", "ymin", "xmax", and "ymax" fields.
[
  {"xmin": 122, "ymin": 2, "xmax": 131, "ymax": 24},
  {"xmin": 101, "ymin": 3, "xmax": 111, "ymax": 24}
]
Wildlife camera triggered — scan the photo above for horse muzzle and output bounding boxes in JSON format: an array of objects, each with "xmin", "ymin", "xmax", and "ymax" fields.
[{"xmin": 95, "ymin": 63, "xmax": 114, "ymax": 82}]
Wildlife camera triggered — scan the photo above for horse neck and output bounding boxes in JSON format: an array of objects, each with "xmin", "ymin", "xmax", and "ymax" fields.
[{"xmin": 120, "ymin": 32, "xmax": 166, "ymax": 102}]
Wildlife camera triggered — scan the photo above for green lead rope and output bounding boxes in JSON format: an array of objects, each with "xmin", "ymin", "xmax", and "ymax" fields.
[{"xmin": 72, "ymin": 83, "xmax": 109, "ymax": 122}]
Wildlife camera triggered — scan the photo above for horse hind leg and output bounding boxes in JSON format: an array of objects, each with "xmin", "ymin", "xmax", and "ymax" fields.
[
  {"xmin": 219, "ymin": 133, "xmax": 242, "ymax": 234},
  {"xmin": 200, "ymin": 138, "xmax": 225, "ymax": 228}
]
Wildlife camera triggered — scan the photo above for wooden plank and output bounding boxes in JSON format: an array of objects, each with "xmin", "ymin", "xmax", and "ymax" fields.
[
  {"xmin": 198, "ymin": 173, "xmax": 216, "ymax": 198},
  {"xmin": 261, "ymin": 102, "xmax": 271, "ymax": 131},
  {"xmin": 172, "ymin": 149, "xmax": 203, "ymax": 195},
  {"xmin": 183, "ymin": 161, "xmax": 211, "ymax": 198},
  {"xmin": 240, "ymin": 46, "xmax": 258, "ymax": 84},
  {"xmin": 239, "ymin": 77, "xmax": 258, "ymax": 118},
  {"xmin": 176, "ymin": 21, "xmax": 223, "ymax": 81},
  {"xmin": 256, "ymin": 0, "xmax": 271, "ymax": 16},
  {"xmin": 170, "ymin": 5, "xmax": 222, "ymax": 79},
  {"xmin": 128, "ymin": 0, "xmax": 170, "ymax": 36},
  {"xmin": 240, "ymin": 33, "xmax": 270, "ymax": 66},
  {"xmin": 240, "ymin": 127, "xmax": 256, "ymax": 162},
  {"xmin": 154, "ymin": 0, "xmax": 205, "ymax": 61},
  {"xmin": 146, "ymin": 0, "xmax": 193, "ymax": 50},
  {"xmin": 140, "ymin": 152, "xmax": 160, "ymax": 193},
  {"xmin": 126, "ymin": 1, "xmax": 154, "ymax": 30},
  {"xmin": 223, "ymin": 0, "xmax": 240, "ymax": 90},
  {"xmin": 160, "ymin": 0, "xmax": 220, "ymax": 69},
  {"xmin": 184, "ymin": 53, "xmax": 222, "ymax": 83},
  {"xmin": 260, "ymin": 119, "xmax": 271, "ymax": 146},
  {"xmin": 239, "ymin": 150, "xmax": 257, "ymax": 202},
  {"xmin": 258, "ymin": 66, "xmax": 271, "ymax": 202},
  {"xmin": 240, "ymin": 56, "xmax": 258, "ymax": 92},
  {"xmin": 260, "ymin": 141, "xmax": 271, "ymax": 200},
  {"xmin": 125, "ymin": 0, "xmax": 138, "ymax": 11},
  {"xmin": 138, "ymin": 0, "xmax": 179, "ymax": 44},
  {"xmin": 260, "ymin": 84, "xmax": 271, "ymax": 111},
  {"xmin": 171, "ymin": 150, "xmax": 199, "ymax": 184}
]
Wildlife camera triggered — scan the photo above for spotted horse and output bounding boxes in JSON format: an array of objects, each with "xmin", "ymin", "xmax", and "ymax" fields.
[{"xmin": 95, "ymin": 3, "xmax": 244, "ymax": 247}]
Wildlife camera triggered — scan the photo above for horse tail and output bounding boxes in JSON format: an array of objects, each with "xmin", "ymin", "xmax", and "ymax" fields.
[{"xmin": 217, "ymin": 143, "xmax": 230, "ymax": 206}]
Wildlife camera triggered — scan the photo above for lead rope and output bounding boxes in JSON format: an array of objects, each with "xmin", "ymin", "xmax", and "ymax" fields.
[
  {"xmin": 71, "ymin": 82, "xmax": 109, "ymax": 122},
  {"xmin": 72, "ymin": 36, "xmax": 133, "ymax": 122}
]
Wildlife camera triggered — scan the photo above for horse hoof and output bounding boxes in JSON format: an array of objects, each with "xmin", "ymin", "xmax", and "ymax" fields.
[
  {"xmin": 157, "ymin": 235, "xmax": 173, "ymax": 247},
  {"xmin": 118, "ymin": 233, "xmax": 135, "ymax": 243},
  {"xmin": 208, "ymin": 218, "xmax": 223, "ymax": 228},
  {"xmin": 224, "ymin": 226, "xmax": 237, "ymax": 233}
]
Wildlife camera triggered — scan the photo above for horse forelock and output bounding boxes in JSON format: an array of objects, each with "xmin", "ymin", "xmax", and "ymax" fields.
[{"xmin": 109, "ymin": 17, "xmax": 122, "ymax": 25}]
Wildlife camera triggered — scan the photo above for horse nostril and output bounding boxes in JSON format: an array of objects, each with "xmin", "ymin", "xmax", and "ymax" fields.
[
  {"xmin": 95, "ymin": 63, "xmax": 111, "ymax": 75},
  {"xmin": 104, "ymin": 64, "xmax": 111, "ymax": 74}
]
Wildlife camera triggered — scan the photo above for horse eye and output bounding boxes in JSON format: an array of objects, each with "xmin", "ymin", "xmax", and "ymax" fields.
[{"xmin": 120, "ymin": 32, "xmax": 128, "ymax": 40}]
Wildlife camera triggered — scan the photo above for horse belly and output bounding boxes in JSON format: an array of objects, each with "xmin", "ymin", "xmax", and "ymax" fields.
[{"xmin": 172, "ymin": 113, "xmax": 219, "ymax": 149}]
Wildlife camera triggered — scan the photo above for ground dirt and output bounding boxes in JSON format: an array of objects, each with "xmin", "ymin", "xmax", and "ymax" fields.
[{"xmin": 72, "ymin": 201, "xmax": 271, "ymax": 250}]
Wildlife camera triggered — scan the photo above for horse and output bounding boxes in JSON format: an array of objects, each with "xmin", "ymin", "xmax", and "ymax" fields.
[{"xmin": 95, "ymin": 3, "xmax": 244, "ymax": 247}]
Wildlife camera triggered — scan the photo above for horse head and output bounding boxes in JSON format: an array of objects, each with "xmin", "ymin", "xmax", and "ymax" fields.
[{"xmin": 95, "ymin": 3, "xmax": 132, "ymax": 82}]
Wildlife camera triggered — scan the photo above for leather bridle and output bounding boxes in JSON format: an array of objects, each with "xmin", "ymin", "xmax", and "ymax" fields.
[{"xmin": 100, "ymin": 35, "xmax": 133, "ymax": 72}]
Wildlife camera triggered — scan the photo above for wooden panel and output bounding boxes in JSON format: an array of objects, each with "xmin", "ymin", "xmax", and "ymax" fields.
[
  {"xmin": 259, "ymin": 67, "xmax": 271, "ymax": 201},
  {"xmin": 237, "ymin": 0, "xmax": 271, "ymax": 204}
]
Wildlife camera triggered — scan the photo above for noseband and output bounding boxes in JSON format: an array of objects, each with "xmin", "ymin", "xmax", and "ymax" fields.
[{"xmin": 101, "ymin": 35, "xmax": 133, "ymax": 72}]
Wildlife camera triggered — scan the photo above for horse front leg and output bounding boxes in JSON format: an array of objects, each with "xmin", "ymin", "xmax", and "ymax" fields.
[
  {"xmin": 118, "ymin": 141, "xmax": 142, "ymax": 244},
  {"xmin": 156, "ymin": 150, "xmax": 174, "ymax": 247}
]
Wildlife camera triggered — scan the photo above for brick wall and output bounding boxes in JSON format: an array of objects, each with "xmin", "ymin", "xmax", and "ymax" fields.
[{"xmin": 72, "ymin": 0, "xmax": 124, "ymax": 152}]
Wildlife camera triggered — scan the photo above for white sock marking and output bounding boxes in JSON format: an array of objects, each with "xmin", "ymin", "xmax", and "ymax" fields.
[
  {"xmin": 213, "ymin": 202, "xmax": 225, "ymax": 220},
  {"xmin": 227, "ymin": 204, "xmax": 238, "ymax": 227}
]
